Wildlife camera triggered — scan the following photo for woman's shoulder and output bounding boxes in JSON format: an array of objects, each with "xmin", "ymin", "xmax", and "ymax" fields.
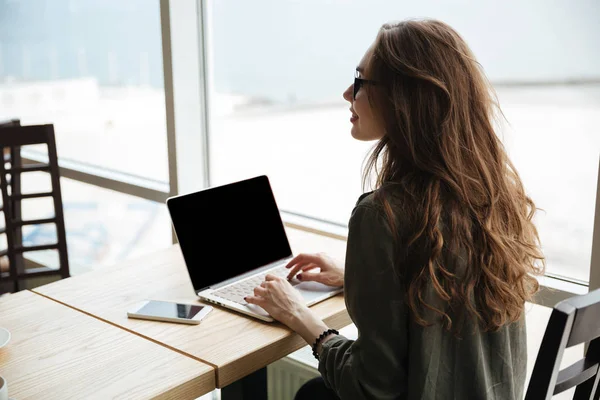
[
  {"xmin": 355, "ymin": 190, "xmax": 376, "ymax": 208},
  {"xmin": 353, "ymin": 190, "xmax": 387, "ymax": 218},
  {"xmin": 354, "ymin": 184, "xmax": 411, "ymax": 213},
  {"xmin": 351, "ymin": 186, "xmax": 411, "ymax": 231}
]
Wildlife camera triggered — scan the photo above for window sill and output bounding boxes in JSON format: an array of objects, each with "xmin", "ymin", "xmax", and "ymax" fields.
[
  {"xmin": 21, "ymin": 150, "xmax": 170, "ymax": 203},
  {"xmin": 535, "ymin": 274, "xmax": 588, "ymax": 307},
  {"xmin": 281, "ymin": 211, "xmax": 348, "ymax": 241}
]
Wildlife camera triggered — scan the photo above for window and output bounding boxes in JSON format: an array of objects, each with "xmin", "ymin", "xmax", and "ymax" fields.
[
  {"xmin": 19, "ymin": 174, "xmax": 171, "ymax": 276},
  {"xmin": 0, "ymin": 0, "xmax": 171, "ymax": 274},
  {"xmin": 0, "ymin": 0, "xmax": 168, "ymax": 183},
  {"xmin": 205, "ymin": 0, "xmax": 599, "ymax": 283}
]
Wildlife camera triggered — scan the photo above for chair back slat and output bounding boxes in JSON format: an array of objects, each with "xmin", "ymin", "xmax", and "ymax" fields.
[
  {"xmin": 568, "ymin": 299, "xmax": 600, "ymax": 347},
  {"xmin": 0, "ymin": 119, "xmax": 20, "ymax": 128},
  {"xmin": 525, "ymin": 289, "xmax": 600, "ymax": 400},
  {"xmin": 0, "ymin": 125, "xmax": 53, "ymax": 146},
  {"xmin": 554, "ymin": 359, "xmax": 599, "ymax": 395}
]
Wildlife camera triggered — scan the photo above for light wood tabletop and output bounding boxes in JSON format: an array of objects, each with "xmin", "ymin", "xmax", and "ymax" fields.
[
  {"xmin": 32, "ymin": 234, "xmax": 351, "ymax": 388},
  {"xmin": 0, "ymin": 290, "xmax": 215, "ymax": 400}
]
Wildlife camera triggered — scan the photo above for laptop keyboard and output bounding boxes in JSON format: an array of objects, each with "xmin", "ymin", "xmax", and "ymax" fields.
[{"xmin": 212, "ymin": 265, "xmax": 292, "ymax": 305}]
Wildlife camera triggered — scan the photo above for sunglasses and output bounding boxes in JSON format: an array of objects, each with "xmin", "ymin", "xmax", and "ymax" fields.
[{"xmin": 354, "ymin": 70, "xmax": 377, "ymax": 100}]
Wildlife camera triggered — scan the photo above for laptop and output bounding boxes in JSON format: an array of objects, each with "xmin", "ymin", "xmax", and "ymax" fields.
[{"xmin": 166, "ymin": 175, "xmax": 343, "ymax": 322}]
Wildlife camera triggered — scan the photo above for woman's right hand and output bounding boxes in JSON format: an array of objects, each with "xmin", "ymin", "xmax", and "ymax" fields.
[{"xmin": 285, "ymin": 252, "xmax": 344, "ymax": 287}]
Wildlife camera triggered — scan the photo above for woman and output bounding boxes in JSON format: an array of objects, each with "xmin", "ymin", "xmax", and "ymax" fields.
[{"xmin": 246, "ymin": 18, "xmax": 544, "ymax": 400}]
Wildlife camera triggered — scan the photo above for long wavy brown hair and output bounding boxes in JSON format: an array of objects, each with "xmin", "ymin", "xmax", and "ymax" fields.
[{"xmin": 362, "ymin": 19, "xmax": 545, "ymax": 332}]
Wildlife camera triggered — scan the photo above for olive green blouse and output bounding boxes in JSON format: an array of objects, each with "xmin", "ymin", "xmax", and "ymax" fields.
[{"xmin": 318, "ymin": 191, "xmax": 527, "ymax": 400}]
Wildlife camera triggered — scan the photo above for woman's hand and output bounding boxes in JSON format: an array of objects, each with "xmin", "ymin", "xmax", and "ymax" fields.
[
  {"xmin": 285, "ymin": 252, "xmax": 344, "ymax": 287},
  {"xmin": 246, "ymin": 274, "xmax": 330, "ymax": 346},
  {"xmin": 245, "ymin": 274, "xmax": 309, "ymax": 328}
]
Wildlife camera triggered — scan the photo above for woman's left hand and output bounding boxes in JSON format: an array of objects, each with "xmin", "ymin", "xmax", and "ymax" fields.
[
  {"xmin": 246, "ymin": 274, "xmax": 333, "ymax": 349},
  {"xmin": 245, "ymin": 274, "xmax": 310, "ymax": 328}
]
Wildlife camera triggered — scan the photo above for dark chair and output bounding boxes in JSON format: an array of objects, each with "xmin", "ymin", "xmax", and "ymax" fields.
[
  {"xmin": 0, "ymin": 124, "xmax": 70, "ymax": 293},
  {"xmin": 0, "ymin": 119, "xmax": 21, "ymax": 128},
  {"xmin": 0, "ymin": 119, "xmax": 21, "ymax": 284},
  {"xmin": 525, "ymin": 288, "xmax": 600, "ymax": 399}
]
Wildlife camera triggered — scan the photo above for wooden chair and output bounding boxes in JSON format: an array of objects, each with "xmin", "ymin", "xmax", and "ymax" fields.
[
  {"xmin": 0, "ymin": 119, "xmax": 21, "ymax": 288},
  {"xmin": 525, "ymin": 288, "xmax": 600, "ymax": 399},
  {"xmin": 0, "ymin": 124, "xmax": 69, "ymax": 293},
  {"xmin": 0, "ymin": 119, "xmax": 21, "ymax": 128}
]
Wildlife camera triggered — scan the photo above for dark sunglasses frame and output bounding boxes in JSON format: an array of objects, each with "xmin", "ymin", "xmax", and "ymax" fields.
[{"xmin": 354, "ymin": 70, "xmax": 377, "ymax": 100}]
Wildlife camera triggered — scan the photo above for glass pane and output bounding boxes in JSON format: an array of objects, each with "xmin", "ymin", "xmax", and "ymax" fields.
[
  {"xmin": 207, "ymin": 0, "xmax": 599, "ymax": 282},
  {"xmin": 19, "ymin": 174, "xmax": 171, "ymax": 276},
  {"xmin": 0, "ymin": 0, "xmax": 168, "ymax": 182}
]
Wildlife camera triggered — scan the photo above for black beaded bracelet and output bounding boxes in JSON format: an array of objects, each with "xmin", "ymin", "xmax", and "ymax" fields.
[{"xmin": 312, "ymin": 328, "xmax": 339, "ymax": 360}]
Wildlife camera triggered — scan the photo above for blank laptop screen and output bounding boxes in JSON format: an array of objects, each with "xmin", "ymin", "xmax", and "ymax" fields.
[{"xmin": 167, "ymin": 175, "xmax": 292, "ymax": 292}]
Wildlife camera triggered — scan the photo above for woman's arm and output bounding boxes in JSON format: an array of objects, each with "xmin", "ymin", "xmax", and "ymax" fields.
[
  {"xmin": 245, "ymin": 278, "xmax": 339, "ymax": 352},
  {"xmin": 317, "ymin": 204, "xmax": 409, "ymax": 400},
  {"xmin": 287, "ymin": 308, "xmax": 340, "ymax": 355},
  {"xmin": 246, "ymin": 202, "xmax": 408, "ymax": 399}
]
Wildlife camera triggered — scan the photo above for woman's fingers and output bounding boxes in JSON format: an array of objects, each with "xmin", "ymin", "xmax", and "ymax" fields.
[
  {"xmin": 284, "ymin": 255, "xmax": 301, "ymax": 269},
  {"xmin": 286, "ymin": 262, "xmax": 314, "ymax": 280},
  {"xmin": 254, "ymin": 286, "xmax": 268, "ymax": 297},
  {"xmin": 245, "ymin": 295, "xmax": 266, "ymax": 307},
  {"xmin": 301, "ymin": 264, "xmax": 319, "ymax": 272},
  {"xmin": 285, "ymin": 253, "xmax": 321, "ymax": 270},
  {"xmin": 285, "ymin": 262, "xmax": 306, "ymax": 280},
  {"xmin": 297, "ymin": 270, "xmax": 325, "ymax": 282}
]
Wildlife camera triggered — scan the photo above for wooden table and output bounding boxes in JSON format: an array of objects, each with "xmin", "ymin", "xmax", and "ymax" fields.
[
  {"xmin": 32, "ymin": 244, "xmax": 351, "ymax": 388},
  {"xmin": 0, "ymin": 290, "xmax": 215, "ymax": 399}
]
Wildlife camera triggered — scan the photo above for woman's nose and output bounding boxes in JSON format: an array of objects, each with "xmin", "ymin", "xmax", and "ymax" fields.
[{"xmin": 343, "ymin": 84, "xmax": 353, "ymax": 102}]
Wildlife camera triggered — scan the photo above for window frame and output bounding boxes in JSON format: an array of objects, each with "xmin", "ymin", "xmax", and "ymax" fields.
[{"xmin": 16, "ymin": 0, "xmax": 597, "ymax": 308}]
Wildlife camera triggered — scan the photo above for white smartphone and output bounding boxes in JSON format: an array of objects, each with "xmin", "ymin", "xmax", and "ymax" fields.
[{"xmin": 127, "ymin": 300, "xmax": 212, "ymax": 325}]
